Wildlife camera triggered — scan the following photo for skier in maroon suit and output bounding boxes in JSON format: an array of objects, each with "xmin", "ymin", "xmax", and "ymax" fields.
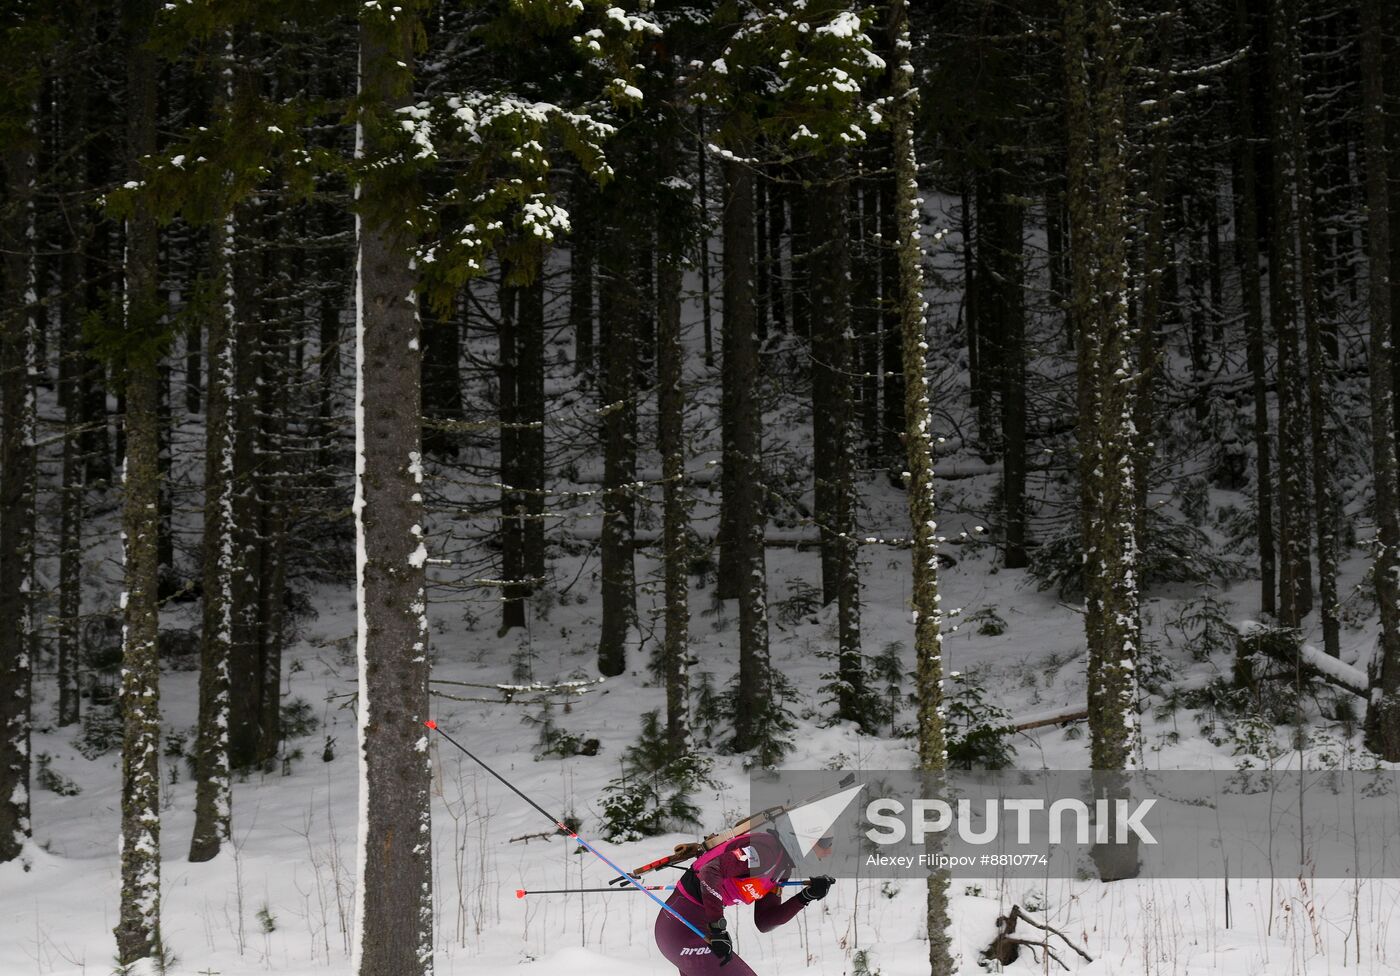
[{"xmin": 654, "ymin": 831, "xmax": 834, "ymax": 974}]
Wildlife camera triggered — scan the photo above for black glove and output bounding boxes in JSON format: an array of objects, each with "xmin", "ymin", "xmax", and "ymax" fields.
[
  {"xmin": 799, "ymin": 875, "xmax": 835, "ymax": 903},
  {"xmin": 708, "ymin": 920, "xmax": 733, "ymax": 966}
]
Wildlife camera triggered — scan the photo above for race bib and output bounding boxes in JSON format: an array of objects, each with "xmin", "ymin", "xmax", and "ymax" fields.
[{"xmin": 735, "ymin": 877, "xmax": 776, "ymax": 904}]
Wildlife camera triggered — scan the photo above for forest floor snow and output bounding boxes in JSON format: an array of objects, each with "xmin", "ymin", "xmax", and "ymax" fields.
[{"xmin": 5, "ymin": 475, "xmax": 1400, "ymax": 975}]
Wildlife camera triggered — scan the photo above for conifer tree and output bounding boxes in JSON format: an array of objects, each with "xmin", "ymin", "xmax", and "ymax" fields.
[
  {"xmin": 114, "ymin": 0, "xmax": 166, "ymax": 962},
  {"xmin": 1063, "ymin": 0, "xmax": 1142, "ymax": 882},
  {"xmin": 1361, "ymin": 0, "xmax": 1400, "ymax": 760},
  {"xmin": 889, "ymin": 2, "xmax": 953, "ymax": 970},
  {"xmin": 0, "ymin": 10, "xmax": 41, "ymax": 868}
]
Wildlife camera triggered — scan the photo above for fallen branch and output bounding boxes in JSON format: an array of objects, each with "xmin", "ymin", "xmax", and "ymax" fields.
[
  {"xmin": 983, "ymin": 904, "xmax": 1092, "ymax": 970},
  {"xmin": 1014, "ymin": 707, "xmax": 1089, "ymax": 732},
  {"xmin": 510, "ymin": 829, "xmax": 562, "ymax": 844}
]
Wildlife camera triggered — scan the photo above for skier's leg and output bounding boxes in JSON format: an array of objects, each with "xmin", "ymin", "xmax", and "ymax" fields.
[{"xmin": 654, "ymin": 897, "xmax": 760, "ymax": 976}]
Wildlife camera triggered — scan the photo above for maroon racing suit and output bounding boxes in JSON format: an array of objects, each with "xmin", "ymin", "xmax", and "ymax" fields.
[{"xmin": 654, "ymin": 832, "xmax": 808, "ymax": 976}]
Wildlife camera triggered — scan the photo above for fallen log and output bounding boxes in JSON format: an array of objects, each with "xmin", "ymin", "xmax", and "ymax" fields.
[
  {"xmin": 1014, "ymin": 707, "xmax": 1089, "ymax": 732},
  {"xmin": 1236, "ymin": 634, "xmax": 1369, "ymax": 699}
]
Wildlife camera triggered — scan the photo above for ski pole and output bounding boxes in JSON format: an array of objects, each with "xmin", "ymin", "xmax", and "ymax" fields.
[
  {"xmin": 424, "ymin": 719, "xmax": 713, "ymax": 944},
  {"xmin": 516, "ymin": 881, "xmax": 808, "ymax": 898},
  {"xmin": 517, "ymin": 885, "xmax": 678, "ymax": 897}
]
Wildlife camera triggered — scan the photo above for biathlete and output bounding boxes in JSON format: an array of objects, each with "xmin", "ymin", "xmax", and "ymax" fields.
[{"xmin": 654, "ymin": 830, "xmax": 835, "ymax": 974}]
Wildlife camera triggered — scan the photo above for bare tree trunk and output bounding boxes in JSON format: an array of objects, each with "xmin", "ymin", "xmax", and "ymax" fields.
[
  {"xmin": 1233, "ymin": 0, "xmax": 1276, "ymax": 620},
  {"xmin": 0, "ymin": 106, "xmax": 37, "ymax": 866},
  {"xmin": 255, "ymin": 235, "xmax": 288, "ymax": 767},
  {"xmin": 889, "ymin": 2, "xmax": 952, "ymax": 969},
  {"xmin": 723, "ymin": 148, "xmax": 773, "ymax": 756},
  {"xmin": 812, "ymin": 150, "xmax": 866, "ymax": 727},
  {"xmin": 755, "ymin": 173, "xmax": 770, "ymax": 345},
  {"xmin": 497, "ymin": 272, "xmax": 526, "ymax": 633},
  {"xmin": 354, "ymin": 11, "xmax": 435, "ymax": 973},
  {"xmin": 571, "ymin": 193, "xmax": 594, "ymax": 378},
  {"xmin": 421, "ymin": 291, "xmax": 463, "ymax": 458},
  {"xmin": 598, "ymin": 223, "xmax": 637, "ymax": 677},
  {"xmin": 228, "ymin": 179, "xmax": 263, "ymax": 769},
  {"xmin": 1064, "ymin": 0, "xmax": 1142, "ymax": 883},
  {"xmin": 518, "ymin": 272, "xmax": 546, "ymax": 584},
  {"xmin": 767, "ymin": 172, "xmax": 787, "ymax": 335},
  {"xmin": 316, "ymin": 244, "xmax": 343, "ymax": 475},
  {"xmin": 190, "ymin": 207, "xmax": 236, "ymax": 863},
  {"xmin": 986, "ymin": 168, "xmax": 1027, "ymax": 569},
  {"xmin": 1267, "ymin": 0, "xmax": 1313, "ymax": 626},
  {"xmin": 57, "ymin": 197, "xmax": 83, "ymax": 730},
  {"xmin": 1293, "ymin": 52, "xmax": 1340, "ymax": 659},
  {"xmin": 852, "ymin": 170, "xmax": 881, "ymax": 460},
  {"xmin": 658, "ymin": 204, "xmax": 690, "ymax": 750},
  {"xmin": 718, "ymin": 153, "xmax": 761, "ymax": 604},
  {"xmin": 880, "ymin": 159, "xmax": 904, "ymax": 462},
  {"xmin": 1361, "ymin": 0, "xmax": 1400, "ymax": 760},
  {"xmin": 115, "ymin": 0, "xmax": 164, "ymax": 958},
  {"xmin": 696, "ymin": 108, "xmax": 714, "ymax": 369},
  {"xmin": 810, "ymin": 167, "xmax": 845, "ymax": 608}
]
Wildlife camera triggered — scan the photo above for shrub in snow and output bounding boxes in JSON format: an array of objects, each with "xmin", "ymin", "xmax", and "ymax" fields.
[
  {"xmin": 599, "ymin": 712, "xmax": 714, "ymax": 842},
  {"xmin": 944, "ymin": 672, "xmax": 1016, "ymax": 770},
  {"xmin": 35, "ymin": 753, "xmax": 81, "ymax": 796}
]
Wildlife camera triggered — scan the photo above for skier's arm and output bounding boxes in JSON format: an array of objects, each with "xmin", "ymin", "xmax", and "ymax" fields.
[{"xmin": 753, "ymin": 889, "xmax": 806, "ymax": 932}]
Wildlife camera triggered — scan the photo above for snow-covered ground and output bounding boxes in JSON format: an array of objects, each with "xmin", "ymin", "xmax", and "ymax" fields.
[
  {"xmin": 7, "ymin": 517, "xmax": 1399, "ymax": 975},
  {"xmin": 7, "ymin": 202, "xmax": 1398, "ymax": 974}
]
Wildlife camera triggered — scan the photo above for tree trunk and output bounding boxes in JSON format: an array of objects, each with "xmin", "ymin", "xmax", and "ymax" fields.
[
  {"xmin": 812, "ymin": 150, "xmax": 866, "ymax": 727},
  {"xmin": 852, "ymin": 170, "xmax": 881, "ymax": 460},
  {"xmin": 788, "ymin": 163, "xmax": 811, "ymax": 343},
  {"xmin": 658, "ymin": 199, "xmax": 690, "ymax": 750},
  {"xmin": 571, "ymin": 199, "xmax": 594, "ymax": 378},
  {"xmin": 718, "ymin": 153, "xmax": 760, "ymax": 602},
  {"xmin": 316, "ymin": 243, "xmax": 344, "ymax": 475},
  {"xmin": 0, "ymin": 109, "xmax": 37, "ymax": 866},
  {"xmin": 1233, "ymin": 0, "xmax": 1277, "ymax": 620},
  {"xmin": 810, "ymin": 166, "xmax": 847, "ymax": 608},
  {"xmin": 1361, "ymin": 0, "xmax": 1400, "ymax": 760},
  {"xmin": 228, "ymin": 192, "xmax": 263, "ymax": 769},
  {"xmin": 1064, "ymin": 0, "xmax": 1142, "ymax": 883},
  {"xmin": 518, "ymin": 272, "xmax": 546, "ymax": 584},
  {"xmin": 1292, "ymin": 47, "xmax": 1340, "ymax": 659},
  {"xmin": 421, "ymin": 290, "xmax": 463, "ymax": 458},
  {"xmin": 598, "ymin": 221, "xmax": 637, "ymax": 677},
  {"xmin": 988, "ymin": 170, "xmax": 1027, "ymax": 569},
  {"xmin": 723, "ymin": 149, "xmax": 773, "ymax": 756},
  {"xmin": 767, "ymin": 172, "xmax": 787, "ymax": 334},
  {"xmin": 354, "ymin": 11, "xmax": 435, "ymax": 973},
  {"xmin": 880, "ymin": 159, "xmax": 904, "ymax": 461},
  {"xmin": 961, "ymin": 181, "xmax": 985, "ymax": 451},
  {"xmin": 1182, "ymin": 193, "xmax": 1211, "ymax": 429},
  {"xmin": 1267, "ymin": 0, "xmax": 1313, "ymax": 626},
  {"xmin": 190, "ymin": 210, "xmax": 236, "ymax": 864},
  {"xmin": 696, "ymin": 108, "xmax": 715, "ymax": 369},
  {"xmin": 115, "ymin": 0, "xmax": 164, "ymax": 959},
  {"xmin": 256, "ymin": 298, "xmax": 288, "ymax": 768},
  {"xmin": 755, "ymin": 173, "xmax": 770, "ymax": 345},
  {"xmin": 497, "ymin": 273, "xmax": 526, "ymax": 633},
  {"xmin": 889, "ymin": 1, "xmax": 952, "ymax": 969},
  {"xmin": 57, "ymin": 200, "xmax": 82, "ymax": 730}
]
